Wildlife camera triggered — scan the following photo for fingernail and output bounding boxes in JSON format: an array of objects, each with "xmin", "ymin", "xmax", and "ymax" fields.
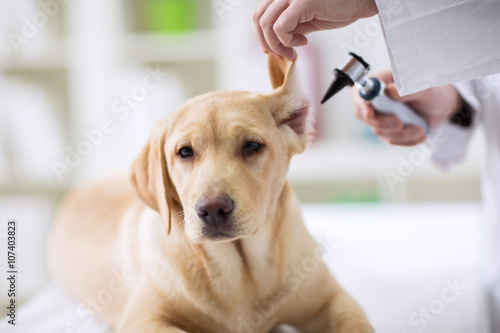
[{"xmin": 362, "ymin": 108, "xmax": 370, "ymax": 119}]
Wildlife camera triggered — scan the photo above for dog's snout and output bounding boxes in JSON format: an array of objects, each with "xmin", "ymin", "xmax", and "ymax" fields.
[{"xmin": 196, "ymin": 195, "xmax": 234, "ymax": 226}]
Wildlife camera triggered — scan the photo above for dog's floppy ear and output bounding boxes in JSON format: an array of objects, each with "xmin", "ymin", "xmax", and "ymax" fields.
[
  {"xmin": 268, "ymin": 53, "xmax": 313, "ymax": 155},
  {"xmin": 130, "ymin": 120, "xmax": 179, "ymax": 234}
]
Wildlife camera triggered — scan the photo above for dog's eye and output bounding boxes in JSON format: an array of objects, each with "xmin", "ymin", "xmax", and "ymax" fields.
[
  {"xmin": 242, "ymin": 141, "xmax": 263, "ymax": 155},
  {"xmin": 178, "ymin": 147, "xmax": 194, "ymax": 159}
]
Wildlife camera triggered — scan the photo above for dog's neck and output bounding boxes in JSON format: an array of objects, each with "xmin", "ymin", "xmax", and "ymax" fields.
[{"xmin": 142, "ymin": 181, "xmax": 313, "ymax": 329}]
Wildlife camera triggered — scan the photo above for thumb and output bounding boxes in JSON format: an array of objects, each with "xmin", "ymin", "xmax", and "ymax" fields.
[
  {"xmin": 385, "ymin": 83, "xmax": 403, "ymax": 101},
  {"xmin": 386, "ymin": 83, "xmax": 423, "ymax": 104}
]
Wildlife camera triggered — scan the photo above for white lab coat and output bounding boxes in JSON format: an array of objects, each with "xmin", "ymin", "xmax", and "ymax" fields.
[
  {"xmin": 433, "ymin": 75, "xmax": 500, "ymax": 333},
  {"xmin": 375, "ymin": 1, "xmax": 500, "ymax": 331},
  {"xmin": 375, "ymin": 0, "xmax": 500, "ymax": 96}
]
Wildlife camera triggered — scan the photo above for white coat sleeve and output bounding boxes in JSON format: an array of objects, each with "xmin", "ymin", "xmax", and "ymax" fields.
[
  {"xmin": 430, "ymin": 80, "xmax": 479, "ymax": 170},
  {"xmin": 374, "ymin": 0, "xmax": 500, "ymax": 95},
  {"xmin": 429, "ymin": 74, "xmax": 500, "ymax": 169}
]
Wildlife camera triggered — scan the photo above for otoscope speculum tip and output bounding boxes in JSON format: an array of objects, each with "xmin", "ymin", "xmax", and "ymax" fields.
[{"xmin": 321, "ymin": 52, "xmax": 371, "ymax": 104}]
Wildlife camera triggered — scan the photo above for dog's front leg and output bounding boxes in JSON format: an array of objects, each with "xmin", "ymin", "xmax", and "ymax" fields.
[
  {"xmin": 117, "ymin": 301, "xmax": 189, "ymax": 333},
  {"xmin": 298, "ymin": 278, "xmax": 374, "ymax": 333},
  {"xmin": 118, "ymin": 320, "xmax": 188, "ymax": 333},
  {"xmin": 116, "ymin": 281, "xmax": 190, "ymax": 333},
  {"xmin": 325, "ymin": 290, "xmax": 374, "ymax": 333}
]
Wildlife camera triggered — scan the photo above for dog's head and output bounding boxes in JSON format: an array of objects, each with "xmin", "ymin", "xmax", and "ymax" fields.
[{"xmin": 131, "ymin": 55, "xmax": 313, "ymax": 243}]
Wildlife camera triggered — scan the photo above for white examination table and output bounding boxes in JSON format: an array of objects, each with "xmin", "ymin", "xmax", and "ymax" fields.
[{"xmin": 0, "ymin": 202, "xmax": 482, "ymax": 333}]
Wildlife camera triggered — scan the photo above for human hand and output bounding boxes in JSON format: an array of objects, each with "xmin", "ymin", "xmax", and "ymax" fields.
[
  {"xmin": 253, "ymin": 0, "xmax": 378, "ymax": 60},
  {"xmin": 351, "ymin": 70, "xmax": 463, "ymax": 146}
]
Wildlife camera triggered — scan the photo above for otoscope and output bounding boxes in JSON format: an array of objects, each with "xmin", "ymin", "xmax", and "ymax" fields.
[{"xmin": 321, "ymin": 52, "xmax": 430, "ymax": 134}]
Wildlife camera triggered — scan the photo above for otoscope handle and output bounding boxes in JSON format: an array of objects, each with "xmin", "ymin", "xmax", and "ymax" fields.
[{"xmin": 360, "ymin": 78, "xmax": 431, "ymax": 135}]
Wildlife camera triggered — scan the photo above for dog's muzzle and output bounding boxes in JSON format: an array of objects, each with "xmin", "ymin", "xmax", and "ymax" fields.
[{"xmin": 196, "ymin": 194, "xmax": 236, "ymax": 240}]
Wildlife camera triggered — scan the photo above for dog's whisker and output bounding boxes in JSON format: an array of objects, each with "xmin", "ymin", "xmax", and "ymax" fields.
[
  {"xmin": 173, "ymin": 210, "xmax": 185, "ymax": 220},
  {"xmin": 173, "ymin": 211, "xmax": 187, "ymax": 237}
]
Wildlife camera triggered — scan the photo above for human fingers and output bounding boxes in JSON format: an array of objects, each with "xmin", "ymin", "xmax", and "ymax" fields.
[
  {"xmin": 253, "ymin": 0, "xmax": 276, "ymax": 54},
  {"xmin": 354, "ymin": 106, "xmax": 404, "ymax": 134},
  {"xmin": 377, "ymin": 126, "xmax": 426, "ymax": 146},
  {"xmin": 351, "ymin": 86, "xmax": 375, "ymax": 120},
  {"xmin": 282, "ymin": 21, "xmax": 352, "ymax": 47},
  {"xmin": 259, "ymin": 0, "xmax": 296, "ymax": 59},
  {"xmin": 273, "ymin": 1, "xmax": 308, "ymax": 47}
]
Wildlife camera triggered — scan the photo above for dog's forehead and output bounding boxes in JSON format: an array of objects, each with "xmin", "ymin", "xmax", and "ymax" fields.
[{"xmin": 169, "ymin": 91, "xmax": 274, "ymax": 136}]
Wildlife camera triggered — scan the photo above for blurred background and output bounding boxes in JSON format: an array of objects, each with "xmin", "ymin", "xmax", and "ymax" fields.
[{"xmin": 0, "ymin": 0, "xmax": 485, "ymax": 332}]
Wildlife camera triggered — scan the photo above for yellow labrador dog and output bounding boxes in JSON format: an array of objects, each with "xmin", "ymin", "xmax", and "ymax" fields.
[{"xmin": 48, "ymin": 55, "xmax": 374, "ymax": 333}]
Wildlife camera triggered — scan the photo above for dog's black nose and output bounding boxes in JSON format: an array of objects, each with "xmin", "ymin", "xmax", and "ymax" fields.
[{"xmin": 196, "ymin": 195, "xmax": 234, "ymax": 226}]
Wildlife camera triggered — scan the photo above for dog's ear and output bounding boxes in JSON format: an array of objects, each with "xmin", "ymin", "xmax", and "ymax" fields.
[
  {"xmin": 268, "ymin": 53, "xmax": 313, "ymax": 155},
  {"xmin": 130, "ymin": 120, "xmax": 179, "ymax": 234}
]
